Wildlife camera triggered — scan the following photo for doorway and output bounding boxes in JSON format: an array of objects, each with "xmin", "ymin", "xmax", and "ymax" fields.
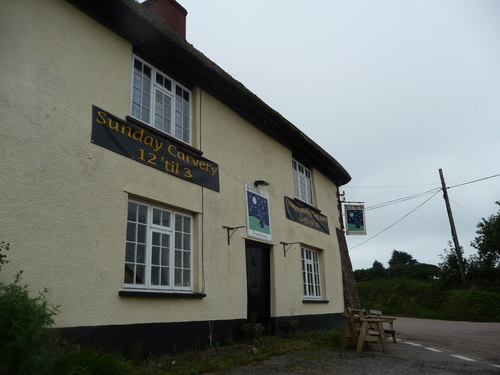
[{"xmin": 245, "ymin": 241, "xmax": 271, "ymax": 331}]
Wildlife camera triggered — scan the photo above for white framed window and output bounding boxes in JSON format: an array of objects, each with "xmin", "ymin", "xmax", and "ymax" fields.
[
  {"xmin": 301, "ymin": 247, "xmax": 321, "ymax": 299},
  {"xmin": 131, "ymin": 55, "xmax": 192, "ymax": 144},
  {"xmin": 293, "ymin": 159, "xmax": 314, "ymax": 205},
  {"xmin": 124, "ymin": 200, "xmax": 193, "ymax": 292}
]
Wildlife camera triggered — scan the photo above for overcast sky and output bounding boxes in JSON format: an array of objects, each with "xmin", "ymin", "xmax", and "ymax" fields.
[{"xmin": 178, "ymin": 0, "xmax": 499, "ymax": 270}]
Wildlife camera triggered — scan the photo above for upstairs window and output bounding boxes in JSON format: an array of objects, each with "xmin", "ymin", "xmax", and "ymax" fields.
[
  {"xmin": 131, "ymin": 56, "xmax": 191, "ymax": 144},
  {"xmin": 293, "ymin": 159, "xmax": 314, "ymax": 205}
]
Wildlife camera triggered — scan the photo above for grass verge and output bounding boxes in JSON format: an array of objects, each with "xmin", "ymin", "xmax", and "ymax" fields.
[{"xmin": 131, "ymin": 329, "xmax": 342, "ymax": 375}]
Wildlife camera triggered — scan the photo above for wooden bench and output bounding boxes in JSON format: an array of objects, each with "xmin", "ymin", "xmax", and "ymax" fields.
[
  {"xmin": 367, "ymin": 309, "xmax": 397, "ymax": 343},
  {"xmin": 340, "ymin": 308, "xmax": 394, "ymax": 354}
]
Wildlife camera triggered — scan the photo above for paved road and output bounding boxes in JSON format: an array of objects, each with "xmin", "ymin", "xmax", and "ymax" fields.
[
  {"xmin": 206, "ymin": 317, "xmax": 500, "ymax": 374},
  {"xmin": 396, "ymin": 317, "xmax": 500, "ymax": 363}
]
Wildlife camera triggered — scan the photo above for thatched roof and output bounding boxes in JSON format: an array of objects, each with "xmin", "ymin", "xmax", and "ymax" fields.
[{"xmin": 67, "ymin": 0, "xmax": 351, "ymax": 185}]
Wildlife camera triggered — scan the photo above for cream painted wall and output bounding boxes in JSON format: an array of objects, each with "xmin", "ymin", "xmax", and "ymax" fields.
[{"xmin": 0, "ymin": 0, "xmax": 345, "ymax": 329}]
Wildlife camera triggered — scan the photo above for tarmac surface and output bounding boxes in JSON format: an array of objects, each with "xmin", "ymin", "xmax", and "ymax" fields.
[{"xmin": 205, "ymin": 317, "xmax": 500, "ymax": 374}]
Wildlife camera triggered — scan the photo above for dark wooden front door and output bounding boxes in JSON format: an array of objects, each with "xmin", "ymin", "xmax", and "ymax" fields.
[{"xmin": 245, "ymin": 241, "xmax": 271, "ymax": 329}]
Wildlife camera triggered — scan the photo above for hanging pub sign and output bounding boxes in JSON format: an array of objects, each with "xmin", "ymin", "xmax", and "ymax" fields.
[
  {"xmin": 245, "ymin": 183, "xmax": 272, "ymax": 242},
  {"xmin": 345, "ymin": 205, "xmax": 366, "ymax": 235},
  {"xmin": 91, "ymin": 106, "xmax": 220, "ymax": 192},
  {"xmin": 284, "ymin": 196, "xmax": 330, "ymax": 234}
]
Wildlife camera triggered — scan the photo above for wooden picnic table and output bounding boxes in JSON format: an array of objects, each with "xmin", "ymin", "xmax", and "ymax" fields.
[{"xmin": 340, "ymin": 308, "xmax": 397, "ymax": 354}]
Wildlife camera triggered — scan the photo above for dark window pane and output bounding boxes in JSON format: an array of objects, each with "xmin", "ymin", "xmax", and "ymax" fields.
[
  {"xmin": 175, "ymin": 215, "xmax": 183, "ymax": 231},
  {"xmin": 138, "ymin": 205, "xmax": 148, "ymax": 223},
  {"xmin": 126, "ymin": 223, "xmax": 136, "ymax": 242},
  {"xmin": 143, "ymin": 65, "xmax": 151, "ymax": 78},
  {"xmin": 175, "ymin": 250, "xmax": 182, "ymax": 267},
  {"xmin": 128, "ymin": 202, "xmax": 137, "ymax": 221},
  {"xmin": 137, "ymin": 245, "xmax": 146, "ymax": 263},
  {"xmin": 136, "ymin": 265, "xmax": 145, "ymax": 284},
  {"xmin": 174, "ymin": 269, "xmax": 182, "ymax": 286},
  {"xmin": 141, "ymin": 108, "xmax": 150, "ymax": 123},
  {"xmin": 137, "ymin": 224, "xmax": 147, "ymax": 244},
  {"xmin": 125, "ymin": 242, "xmax": 135, "ymax": 262},
  {"xmin": 153, "ymin": 208, "xmax": 161, "ymax": 225},
  {"xmin": 151, "ymin": 266, "xmax": 159, "ymax": 285},
  {"xmin": 183, "ymin": 251, "xmax": 190, "ymax": 268},
  {"xmin": 161, "ymin": 248, "xmax": 170, "ymax": 266},
  {"xmin": 162, "ymin": 211, "xmax": 171, "ymax": 227},
  {"xmin": 134, "ymin": 59, "xmax": 142, "ymax": 73},
  {"xmin": 152, "ymin": 246, "xmax": 160, "ymax": 265},
  {"xmin": 161, "ymin": 268, "xmax": 169, "ymax": 285},
  {"xmin": 183, "ymin": 270, "xmax": 190, "ymax": 287},
  {"xmin": 124, "ymin": 263, "xmax": 135, "ymax": 284}
]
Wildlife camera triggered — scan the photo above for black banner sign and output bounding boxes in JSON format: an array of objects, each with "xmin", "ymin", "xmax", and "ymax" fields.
[
  {"xmin": 91, "ymin": 106, "xmax": 220, "ymax": 192},
  {"xmin": 284, "ymin": 196, "xmax": 329, "ymax": 234}
]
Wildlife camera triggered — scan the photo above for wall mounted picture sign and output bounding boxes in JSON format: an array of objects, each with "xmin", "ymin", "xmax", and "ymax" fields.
[
  {"xmin": 245, "ymin": 183, "xmax": 272, "ymax": 242},
  {"xmin": 345, "ymin": 205, "xmax": 366, "ymax": 235}
]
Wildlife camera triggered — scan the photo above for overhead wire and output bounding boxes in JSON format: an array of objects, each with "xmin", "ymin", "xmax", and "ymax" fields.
[
  {"xmin": 349, "ymin": 189, "xmax": 441, "ymax": 250},
  {"xmin": 365, "ymin": 187, "xmax": 441, "ymax": 211},
  {"xmin": 346, "ymin": 172, "xmax": 499, "ymax": 250}
]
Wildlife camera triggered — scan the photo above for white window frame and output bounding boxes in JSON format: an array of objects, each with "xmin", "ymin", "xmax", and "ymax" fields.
[
  {"xmin": 293, "ymin": 159, "xmax": 314, "ymax": 205},
  {"xmin": 301, "ymin": 247, "xmax": 322, "ymax": 300},
  {"xmin": 124, "ymin": 199, "xmax": 193, "ymax": 292},
  {"xmin": 131, "ymin": 55, "xmax": 192, "ymax": 145}
]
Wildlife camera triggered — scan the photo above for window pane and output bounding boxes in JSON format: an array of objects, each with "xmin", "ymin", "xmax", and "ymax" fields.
[
  {"xmin": 143, "ymin": 65, "xmax": 151, "ymax": 78},
  {"xmin": 152, "ymin": 246, "xmax": 160, "ymax": 265},
  {"xmin": 183, "ymin": 270, "xmax": 190, "ymax": 287},
  {"xmin": 153, "ymin": 208, "xmax": 161, "ymax": 225},
  {"xmin": 161, "ymin": 233, "xmax": 169, "ymax": 246},
  {"xmin": 128, "ymin": 202, "xmax": 137, "ymax": 221},
  {"xmin": 175, "ymin": 215, "xmax": 183, "ymax": 231},
  {"xmin": 136, "ymin": 265, "xmax": 145, "ymax": 284},
  {"xmin": 151, "ymin": 266, "xmax": 159, "ymax": 285},
  {"xmin": 161, "ymin": 248, "xmax": 170, "ymax": 266},
  {"xmin": 124, "ymin": 264, "xmax": 134, "ymax": 284},
  {"xmin": 175, "ymin": 250, "xmax": 182, "ymax": 267},
  {"xmin": 138, "ymin": 205, "xmax": 148, "ymax": 223},
  {"xmin": 141, "ymin": 108, "xmax": 150, "ymax": 123},
  {"xmin": 162, "ymin": 211, "xmax": 171, "ymax": 227},
  {"xmin": 183, "ymin": 251, "xmax": 190, "ymax": 268},
  {"xmin": 137, "ymin": 245, "xmax": 146, "ymax": 263},
  {"xmin": 125, "ymin": 242, "xmax": 135, "ymax": 262},
  {"xmin": 175, "ymin": 233, "xmax": 182, "ymax": 249},
  {"xmin": 156, "ymin": 74, "xmax": 163, "ymax": 86},
  {"xmin": 183, "ymin": 233, "xmax": 190, "ymax": 250},
  {"xmin": 161, "ymin": 268, "xmax": 169, "ymax": 285},
  {"xmin": 143, "ymin": 78, "xmax": 151, "ymax": 93},
  {"xmin": 132, "ymin": 87, "xmax": 141, "ymax": 103},
  {"xmin": 126, "ymin": 223, "xmax": 136, "ymax": 242},
  {"xmin": 137, "ymin": 224, "xmax": 147, "ymax": 244},
  {"xmin": 131, "ymin": 103, "xmax": 141, "ymax": 119},
  {"xmin": 134, "ymin": 59, "xmax": 142, "ymax": 73},
  {"xmin": 174, "ymin": 269, "xmax": 182, "ymax": 286}
]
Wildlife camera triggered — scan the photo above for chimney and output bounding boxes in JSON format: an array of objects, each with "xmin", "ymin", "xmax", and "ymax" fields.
[{"xmin": 142, "ymin": 0, "xmax": 187, "ymax": 39}]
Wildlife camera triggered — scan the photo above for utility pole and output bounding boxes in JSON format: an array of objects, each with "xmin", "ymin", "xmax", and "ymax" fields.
[{"xmin": 439, "ymin": 168, "xmax": 467, "ymax": 285}]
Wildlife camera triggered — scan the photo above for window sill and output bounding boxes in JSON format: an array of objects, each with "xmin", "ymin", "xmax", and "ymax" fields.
[
  {"xmin": 119, "ymin": 290, "xmax": 206, "ymax": 298},
  {"xmin": 292, "ymin": 197, "xmax": 321, "ymax": 213},
  {"xmin": 302, "ymin": 299, "xmax": 329, "ymax": 304},
  {"xmin": 125, "ymin": 116, "xmax": 203, "ymax": 156}
]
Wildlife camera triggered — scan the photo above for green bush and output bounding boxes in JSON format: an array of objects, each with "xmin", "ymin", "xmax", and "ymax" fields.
[{"xmin": 0, "ymin": 272, "xmax": 59, "ymax": 375}]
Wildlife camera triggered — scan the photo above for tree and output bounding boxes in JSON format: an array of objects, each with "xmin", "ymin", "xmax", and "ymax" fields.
[
  {"xmin": 471, "ymin": 201, "xmax": 500, "ymax": 274},
  {"xmin": 388, "ymin": 250, "xmax": 418, "ymax": 266}
]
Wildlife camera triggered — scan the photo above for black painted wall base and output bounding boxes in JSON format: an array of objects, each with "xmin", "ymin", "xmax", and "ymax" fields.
[{"xmin": 52, "ymin": 313, "xmax": 343, "ymax": 357}]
